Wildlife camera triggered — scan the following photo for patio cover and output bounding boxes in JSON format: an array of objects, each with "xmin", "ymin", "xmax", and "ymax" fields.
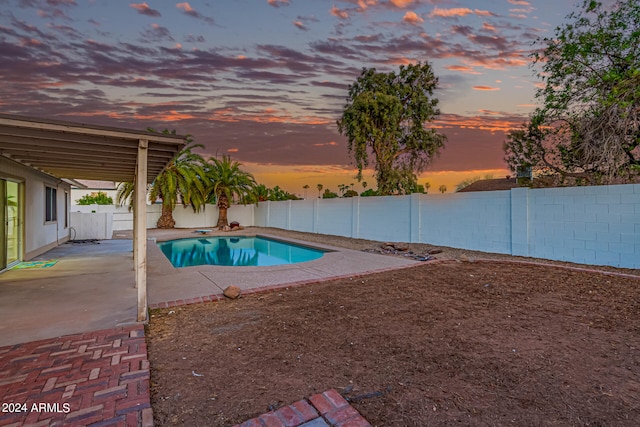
[{"xmin": 0, "ymin": 113, "xmax": 187, "ymax": 321}]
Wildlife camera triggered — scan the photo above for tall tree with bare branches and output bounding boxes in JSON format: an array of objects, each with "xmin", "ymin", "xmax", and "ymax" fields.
[{"xmin": 504, "ymin": 0, "xmax": 640, "ymax": 183}]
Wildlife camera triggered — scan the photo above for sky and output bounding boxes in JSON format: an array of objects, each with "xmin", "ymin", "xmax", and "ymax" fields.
[{"xmin": 0, "ymin": 0, "xmax": 593, "ymax": 195}]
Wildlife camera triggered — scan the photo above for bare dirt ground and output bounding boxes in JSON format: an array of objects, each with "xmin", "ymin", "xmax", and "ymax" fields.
[{"xmin": 146, "ymin": 228, "xmax": 640, "ymax": 426}]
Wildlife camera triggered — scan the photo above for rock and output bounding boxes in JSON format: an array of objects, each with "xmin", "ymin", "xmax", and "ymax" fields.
[
  {"xmin": 394, "ymin": 243, "xmax": 409, "ymax": 251},
  {"xmin": 223, "ymin": 285, "xmax": 241, "ymax": 299},
  {"xmin": 230, "ymin": 221, "xmax": 240, "ymax": 230},
  {"xmin": 428, "ymin": 249, "xmax": 443, "ymax": 255}
]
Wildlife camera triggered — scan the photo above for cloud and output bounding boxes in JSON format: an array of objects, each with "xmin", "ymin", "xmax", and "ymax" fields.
[
  {"xmin": 330, "ymin": 6, "xmax": 350, "ymax": 19},
  {"xmin": 46, "ymin": 0, "xmax": 77, "ymax": 6},
  {"xmin": 184, "ymin": 34, "xmax": 205, "ymax": 43},
  {"xmin": 508, "ymin": 0, "xmax": 530, "ymax": 5},
  {"xmin": 130, "ymin": 2, "xmax": 161, "ymax": 17},
  {"xmin": 482, "ymin": 22, "xmax": 496, "ymax": 32},
  {"xmin": 176, "ymin": 2, "xmax": 214, "ymax": 24},
  {"xmin": 473, "ymin": 85, "xmax": 500, "ymax": 91},
  {"xmin": 445, "ymin": 65, "xmax": 481, "ymax": 75},
  {"xmin": 429, "ymin": 7, "xmax": 494, "ymax": 18},
  {"xmin": 293, "ymin": 21, "xmax": 308, "ymax": 31},
  {"xmin": 140, "ymin": 24, "xmax": 174, "ymax": 42},
  {"xmin": 389, "ymin": 0, "xmax": 413, "ymax": 8},
  {"xmin": 267, "ymin": 0, "xmax": 290, "ymax": 7},
  {"xmin": 403, "ymin": 11, "xmax": 423, "ymax": 25}
]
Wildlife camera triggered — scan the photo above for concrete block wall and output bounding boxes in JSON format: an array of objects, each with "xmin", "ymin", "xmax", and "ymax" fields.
[
  {"xmin": 419, "ymin": 191, "xmax": 512, "ymax": 254},
  {"xmin": 526, "ymin": 184, "xmax": 640, "ymax": 267},
  {"xmin": 254, "ymin": 184, "xmax": 640, "ymax": 269}
]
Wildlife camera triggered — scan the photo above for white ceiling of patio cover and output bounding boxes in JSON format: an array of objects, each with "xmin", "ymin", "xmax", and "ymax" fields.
[{"xmin": 0, "ymin": 114, "xmax": 186, "ymax": 183}]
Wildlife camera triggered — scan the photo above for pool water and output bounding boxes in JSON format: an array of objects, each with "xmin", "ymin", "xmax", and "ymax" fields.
[{"xmin": 157, "ymin": 236, "xmax": 326, "ymax": 268}]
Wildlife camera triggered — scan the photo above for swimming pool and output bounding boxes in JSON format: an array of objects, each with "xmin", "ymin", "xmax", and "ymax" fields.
[{"xmin": 157, "ymin": 235, "xmax": 327, "ymax": 268}]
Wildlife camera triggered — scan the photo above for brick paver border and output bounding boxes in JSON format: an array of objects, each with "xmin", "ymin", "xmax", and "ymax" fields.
[
  {"xmin": 0, "ymin": 325, "xmax": 152, "ymax": 427},
  {"xmin": 233, "ymin": 389, "xmax": 372, "ymax": 427}
]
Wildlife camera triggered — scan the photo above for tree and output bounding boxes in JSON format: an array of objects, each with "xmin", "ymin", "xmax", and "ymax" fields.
[
  {"xmin": 424, "ymin": 181, "xmax": 431, "ymax": 194},
  {"xmin": 438, "ymin": 185, "xmax": 447, "ymax": 194},
  {"xmin": 505, "ymin": 0, "xmax": 640, "ymax": 183},
  {"xmin": 360, "ymin": 188, "xmax": 379, "ymax": 197},
  {"xmin": 206, "ymin": 156, "xmax": 257, "ymax": 228},
  {"xmin": 322, "ymin": 189, "xmax": 339, "ymax": 199},
  {"xmin": 116, "ymin": 138, "xmax": 209, "ymax": 229},
  {"xmin": 316, "ymin": 183, "xmax": 323, "ymax": 198},
  {"xmin": 337, "ymin": 62, "xmax": 447, "ymax": 195},
  {"xmin": 254, "ymin": 184, "xmax": 270, "ymax": 202},
  {"xmin": 76, "ymin": 191, "xmax": 113, "ymax": 205},
  {"xmin": 303, "ymin": 184, "xmax": 310, "ymax": 199}
]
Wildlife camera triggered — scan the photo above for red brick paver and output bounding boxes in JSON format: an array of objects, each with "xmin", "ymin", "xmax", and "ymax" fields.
[
  {"xmin": 233, "ymin": 389, "xmax": 371, "ymax": 427},
  {"xmin": 0, "ymin": 325, "xmax": 152, "ymax": 427}
]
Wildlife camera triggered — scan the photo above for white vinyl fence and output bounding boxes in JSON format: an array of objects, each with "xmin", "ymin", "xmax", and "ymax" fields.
[
  {"xmin": 70, "ymin": 184, "xmax": 640, "ymax": 269},
  {"xmin": 71, "ymin": 203, "xmax": 254, "ymax": 232}
]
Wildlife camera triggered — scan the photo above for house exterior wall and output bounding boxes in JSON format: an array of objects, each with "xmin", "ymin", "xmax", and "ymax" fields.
[{"xmin": 1, "ymin": 156, "xmax": 71, "ymax": 261}]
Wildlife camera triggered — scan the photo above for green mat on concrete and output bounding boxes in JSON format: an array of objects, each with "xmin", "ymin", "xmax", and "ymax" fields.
[{"xmin": 11, "ymin": 260, "xmax": 59, "ymax": 269}]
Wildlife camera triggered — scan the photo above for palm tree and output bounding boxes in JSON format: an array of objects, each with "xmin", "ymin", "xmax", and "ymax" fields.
[
  {"xmin": 316, "ymin": 183, "xmax": 323, "ymax": 198},
  {"xmin": 116, "ymin": 141, "xmax": 209, "ymax": 229},
  {"xmin": 303, "ymin": 184, "xmax": 310, "ymax": 199},
  {"xmin": 206, "ymin": 156, "xmax": 257, "ymax": 228},
  {"xmin": 254, "ymin": 184, "xmax": 269, "ymax": 202},
  {"xmin": 424, "ymin": 181, "xmax": 431, "ymax": 194},
  {"xmin": 438, "ymin": 184, "xmax": 447, "ymax": 194}
]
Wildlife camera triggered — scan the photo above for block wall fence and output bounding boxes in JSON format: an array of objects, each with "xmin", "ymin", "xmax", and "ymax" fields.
[{"xmin": 254, "ymin": 184, "xmax": 640, "ymax": 269}]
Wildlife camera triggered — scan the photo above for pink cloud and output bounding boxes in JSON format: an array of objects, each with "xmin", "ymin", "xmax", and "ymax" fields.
[
  {"xmin": 482, "ymin": 22, "xmax": 496, "ymax": 32},
  {"xmin": 429, "ymin": 7, "xmax": 493, "ymax": 18},
  {"xmin": 390, "ymin": 0, "xmax": 413, "ymax": 8},
  {"xmin": 267, "ymin": 0, "xmax": 290, "ymax": 7},
  {"xmin": 130, "ymin": 2, "xmax": 161, "ymax": 17},
  {"xmin": 356, "ymin": 0, "xmax": 378, "ymax": 10},
  {"xmin": 176, "ymin": 2, "xmax": 195, "ymax": 13},
  {"xmin": 473, "ymin": 85, "xmax": 500, "ymax": 91},
  {"xmin": 445, "ymin": 65, "xmax": 481, "ymax": 75},
  {"xmin": 430, "ymin": 7, "xmax": 473, "ymax": 17},
  {"xmin": 330, "ymin": 5, "xmax": 349, "ymax": 19},
  {"xmin": 293, "ymin": 21, "xmax": 307, "ymax": 31},
  {"xmin": 508, "ymin": 0, "xmax": 530, "ymax": 5},
  {"xmin": 403, "ymin": 11, "xmax": 424, "ymax": 25}
]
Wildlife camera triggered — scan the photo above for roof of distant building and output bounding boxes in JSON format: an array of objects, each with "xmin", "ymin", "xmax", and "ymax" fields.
[{"xmin": 457, "ymin": 178, "xmax": 521, "ymax": 193}]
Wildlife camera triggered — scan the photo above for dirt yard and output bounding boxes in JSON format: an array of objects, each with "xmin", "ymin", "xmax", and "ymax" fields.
[{"xmin": 147, "ymin": 257, "xmax": 640, "ymax": 426}]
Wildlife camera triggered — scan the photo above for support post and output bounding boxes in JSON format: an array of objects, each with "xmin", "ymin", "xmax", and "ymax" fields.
[{"xmin": 134, "ymin": 138, "xmax": 148, "ymax": 322}]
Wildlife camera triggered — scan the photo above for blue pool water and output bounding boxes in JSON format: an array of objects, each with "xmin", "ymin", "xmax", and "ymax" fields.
[{"xmin": 157, "ymin": 236, "xmax": 326, "ymax": 268}]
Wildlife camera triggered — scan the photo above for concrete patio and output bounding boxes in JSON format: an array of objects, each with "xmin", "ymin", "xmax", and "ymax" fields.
[{"xmin": 0, "ymin": 228, "xmax": 417, "ymax": 347}]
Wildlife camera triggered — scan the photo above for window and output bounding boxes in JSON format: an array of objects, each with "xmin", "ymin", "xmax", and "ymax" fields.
[{"xmin": 45, "ymin": 186, "xmax": 57, "ymax": 222}]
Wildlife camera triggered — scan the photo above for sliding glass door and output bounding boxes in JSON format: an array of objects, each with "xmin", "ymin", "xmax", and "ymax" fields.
[{"xmin": 1, "ymin": 179, "xmax": 21, "ymax": 270}]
